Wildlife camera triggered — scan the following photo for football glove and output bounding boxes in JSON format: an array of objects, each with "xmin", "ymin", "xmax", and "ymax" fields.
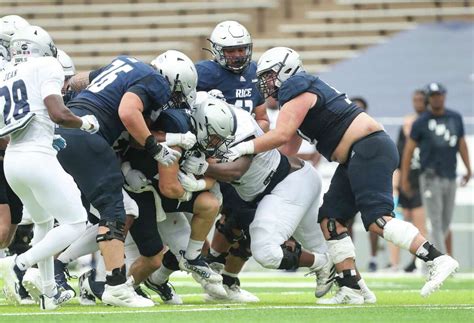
[
  {"xmin": 177, "ymin": 171, "xmax": 206, "ymax": 192},
  {"xmin": 52, "ymin": 134, "xmax": 67, "ymax": 152},
  {"xmin": 80, "ymin": 115, "xmax": 100, "ymax": 134},
  {"xmin": 165, "ymin": 131, "xmax": 196, "ymax": 150},
  {"xmin": 181, "ymin": 154, "xmax": 209, "ymax": 175}
]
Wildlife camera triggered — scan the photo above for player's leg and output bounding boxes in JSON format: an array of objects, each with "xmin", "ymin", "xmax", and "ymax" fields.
[
  {"xmin": 57, "ymin": 128, "xmax": 151, "ymax": 306},
  {"xmin": 0, "ymin": 159, "xmax": 20, "ymax": 248},
  {"xmin": 354, "ymin": 132, "xmax": 458, "ymax": 297}
]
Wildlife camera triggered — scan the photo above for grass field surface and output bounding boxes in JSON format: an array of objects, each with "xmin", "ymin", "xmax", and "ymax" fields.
[{"xmin": 0, "ymin": 272, "xmax": 472, "ymax": 322}]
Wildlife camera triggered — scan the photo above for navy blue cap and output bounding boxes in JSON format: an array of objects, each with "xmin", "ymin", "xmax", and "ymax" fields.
[{"xmin": 426, "ymin": 82, "xmax": 447, "ymax": 96}]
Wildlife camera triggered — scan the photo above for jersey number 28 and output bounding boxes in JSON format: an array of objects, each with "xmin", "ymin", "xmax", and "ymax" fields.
[{"xmin": 0, "ymin": 79, "xmax": 30, "ymax": 125}]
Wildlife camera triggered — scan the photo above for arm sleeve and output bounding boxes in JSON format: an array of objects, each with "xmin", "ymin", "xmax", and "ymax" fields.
[{"xmin": 39, "ymin": 57, "xmax": 64, "ymax": 100}]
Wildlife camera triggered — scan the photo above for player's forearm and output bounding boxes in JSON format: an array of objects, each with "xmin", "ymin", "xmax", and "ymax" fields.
[
  {"xmin": 68, "ymin": 71, "xmax": 91, "ymax": 92},
  {"xmin": 400, "ymin": 141, "xmax": 416, "ymax": 181},
  {"xmin": 119, "ymin": 107, "xmax": 151, "ymax": 146},
  {"xmin": 44, "ymin": 95, "xmax": 82, "ymax": 128},
  {"xmin": 206, "ymin": 157, "xmax": 251, "ymax": 182}
]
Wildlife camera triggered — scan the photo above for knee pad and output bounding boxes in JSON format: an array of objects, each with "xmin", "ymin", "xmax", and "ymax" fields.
[
  {"xmin": 96, "ymin": 220, "xmax": 125, "ymax": 243},
  {"xmin": 215, "ymin": 219, "xmax": 244, "ymax": 244},
  {"xmin": 383, "ymin": 218, "xmax": 419, "ymax": 250},
  {"xmin": 277, "ymin": 240, "xmax": 302, "ymax": 270},
  {"xmin": 162, "ymin": 250, "xmax": 180, "ymax": 271},
  {"xmin": 229, "ymin": 239, "xmax": 252, "ymax": 262},
  {"xmin": 327, "ymin": 218, "xmax": 349, "ymax": 240},
  {"xmin": 7, "ymin": 224, "xmax": 33, "ymax": 255},
  {"xmin": 327, "ymin": 236, "xmax": 356, "ymax": 264}
]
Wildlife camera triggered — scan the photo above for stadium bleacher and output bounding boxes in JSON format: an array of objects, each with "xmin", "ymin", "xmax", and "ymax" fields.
[{"xmin": 2, "ymin": 0, "xmax": 472, "ymax": 73}]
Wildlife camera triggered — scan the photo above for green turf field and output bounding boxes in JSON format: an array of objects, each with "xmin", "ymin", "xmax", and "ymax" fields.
[{"xmin": 0, "ymin": 272, "xmax": 473, "ymax": 323}]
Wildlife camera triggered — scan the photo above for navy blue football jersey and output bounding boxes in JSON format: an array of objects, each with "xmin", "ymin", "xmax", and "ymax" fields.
[
  {"xmin": 278, "ymin": 72, "xmax": 363, "ymax": 161},
  {"xmin": 69, "ymin": 55, "xmax": 170, "ymax": 145},
  {"xmin": 196, "ymin": 60, "xmax": 264, "ymax": 113},
  {"xmin": 125, "ymin": 109, "xmax": 191, "ymax": 180}
]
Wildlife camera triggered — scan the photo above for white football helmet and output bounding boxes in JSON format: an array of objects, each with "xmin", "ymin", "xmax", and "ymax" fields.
[
  {"xmin": 191, "ymin": 96, "xmax": 237, "ymax": 158},
  {"xmin": 151, "ymin": 50, "xmax": 198, "ymax": 109},
  {"xmin": 10, "ymin": 25, "xmax": 57, "ymax": 65},
  {"xmin": 209, "ymin": 20, "xmax": 252, "ymax": 73},
  {"xmin": 256, "ymin": 47, "xmax": 304, "ymax": 99},
  {"xmin": 57, "ymin": 49, "xmax": 76, "ymax": 77},
  {"xmin": 0, "ymin": 15, "xmax": 30, "ymax": 62}
]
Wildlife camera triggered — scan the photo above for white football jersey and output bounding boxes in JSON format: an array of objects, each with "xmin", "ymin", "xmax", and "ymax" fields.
[
  {"xmin": 0, "ymin": 56, "xmax": 64, "ymax": 153},
  {"xmin": 231, "ymin": 107, "xmax": 281, "ymax": 202}
]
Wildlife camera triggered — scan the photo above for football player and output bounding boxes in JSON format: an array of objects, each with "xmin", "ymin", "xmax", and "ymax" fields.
[
  {"xmin": 227, "ymin": 47, "xmax": 459, "ymax": 303},
  {"xmin": 183, "ymin": 94, "xmax": 335, "ymax": 301},
  {"xmin": 53, "ymin": 48, "xmax": 188, "ymax": 306},
  {"xmin": 195, "ymin": 20, "xmax": 268, "ymax": 302},
  {"xmin": 0, "ymin": 26, "xmax": 97, "ymax": 310}
]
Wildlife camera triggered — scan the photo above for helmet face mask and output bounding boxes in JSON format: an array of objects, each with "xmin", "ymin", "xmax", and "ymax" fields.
[
  {"xmin": 151, "ymin": 50, "xmax": 197, "ymax": 110},
  {"xmin": 1, "ymin": 15, "xmax": 30, "ymax": 63},
  {"xmin": 209, "ymin": 21, "xmax": 252, "ymax": 73}
]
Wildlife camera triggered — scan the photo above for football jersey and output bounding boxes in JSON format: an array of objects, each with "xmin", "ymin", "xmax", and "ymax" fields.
[
  {"xmin": 196, "ymin": 60, "xmax": 264, "ymax": 113},
  {"xmin": 278, "ymin": 72, "xmax": 363, "ymax": 161},
  {"xmin": 230, "ymin": 107, "xmax": 281, "ymax": 202},
  {"xmin": 69, "ymin": 55, "xmax": 170, "ymax": 145},
  {"xmin": 1, "ymin": 56, "xmax": 64, "ymax": 154}
]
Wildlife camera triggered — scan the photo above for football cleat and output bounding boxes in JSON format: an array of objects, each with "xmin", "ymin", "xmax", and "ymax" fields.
[
  {"xmin": 317, "ymin": 286, "xmax": 364, "ymax": 305},
  {"xmin": 78, "ymin": 269, "xmax": 98, "ymax": 306},
  {"xmin": 179, "ymin": 251, "xmax": 223, "ymax": 284},
  {"xmin": 358, "ymin": 279, "xmax": 376, "ymax": 304},
  {"xmin": 421, "ymin": 255, "xmax": 459, "ymax": 297},
  {"xmin": 0, "ymin": 255, "xmax": 23, "ymax": 304},
  {"xmin": 40, "ymin": 288, "xmax": 75, "ymax": 310},
  {"xmin": 102, "ymin": 276, "xmax": 154, "ymax": 307},
  {"xmin": 205, "ymin": 283, "xmax": 259, "ymax": 303},
  {"xmin": 54, "ymin": 259, "xmax": 76, "ymax": 297},
  {"xmin": 22, "ymin": 267, "xmax": 42, "ymax": 303},
  {"xmin": 192, "ymin": 272, "xmax": 227, "ymax": 299},
  {"xmin": 144, "ymin": 279, "xmax": 183, "ymax": 305},
  {"xmin": 204, "ymin": 252, "xmax": 227, "ymax": 274},
  {"xmin": 307, "ymin": 254, "xmax": 336, "ymax": 298}
]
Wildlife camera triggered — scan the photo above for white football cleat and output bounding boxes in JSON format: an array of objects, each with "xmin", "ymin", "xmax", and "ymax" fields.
[
  {"xmin": 421, "ymin": 255, "xmax": 459, "ymax": 297},
  {"xmin": 102, "ymin": 276, "xmax": 155, "ymax": 307},
  {"xmin": 205, "ymin": 283, "xmax": 259, "ymax": 303},
  {"xmin": 192, "ymin": 272, "xmax": 227, "ymax": 299},
  {"xmin": 358, "ymin": 279, "xmax": 376, "ymax": 304},
  {"xmin": 22, "ymin": 267, "xmax": 42, "ymax": 303},
  {"xmin": 0, "ymin": 255, "xmax": 22, "ymax": 304},
  {"xmin": 317, "ymin": 286, "xmax": 364, "ymax": 305},
  {"xmin": 179, "ymin": 252, "xmax": 223, "ymax": 284},
  {"xmin": 307, "ymin": 254, "xmax": 336, "ymax": 298},
  {"xmin": 40, "ymin": 289, "xmax": 75, "ymax": 310}
]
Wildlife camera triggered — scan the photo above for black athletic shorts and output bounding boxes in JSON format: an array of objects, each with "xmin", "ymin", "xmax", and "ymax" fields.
[{"xmin": 318, "ymin": 131, "xmax": 399, "ymax": 230}]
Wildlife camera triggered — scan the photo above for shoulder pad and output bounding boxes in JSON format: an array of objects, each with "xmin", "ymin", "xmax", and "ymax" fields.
[{"xmin": 278, "ymin": 72, "xmax": 314, "ymax": 105}]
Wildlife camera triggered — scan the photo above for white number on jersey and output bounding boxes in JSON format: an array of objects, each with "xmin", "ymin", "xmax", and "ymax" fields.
[
  {"xmin": 87, "ymin": 58, "xmax": 136, "ymax": 93},
  {"xmin": 234, "ymin": 99, "xmax": 253, "ymax": 113},
  {"xmin": 0, "ymin": 79, "xmax": 30, "ymax": 125}
]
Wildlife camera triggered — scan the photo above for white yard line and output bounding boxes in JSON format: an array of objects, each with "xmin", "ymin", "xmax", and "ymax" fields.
[{"xmin": 0, "ymin": 304, "xmax": 472, "ymax": 316}]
